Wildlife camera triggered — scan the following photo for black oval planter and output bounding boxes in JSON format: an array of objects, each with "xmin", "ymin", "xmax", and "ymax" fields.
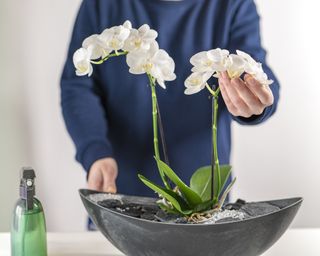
[{"xmin": 79, "ymin": 189, "xmax": 302, "ymax": 256}]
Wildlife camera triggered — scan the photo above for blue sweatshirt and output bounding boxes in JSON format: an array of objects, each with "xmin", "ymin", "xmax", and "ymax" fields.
[{"xmin": 61, "ymin": 0, "xmax": 279, "ymax": 197}]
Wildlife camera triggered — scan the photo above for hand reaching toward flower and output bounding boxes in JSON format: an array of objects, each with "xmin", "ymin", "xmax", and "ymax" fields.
[
  {"xmin": 219, "ymin": 71, "xmax": 274, "ymax": 118},
  {"xmin": 184, "ymin": 49, "xmax": 274, "ymax": 118}
]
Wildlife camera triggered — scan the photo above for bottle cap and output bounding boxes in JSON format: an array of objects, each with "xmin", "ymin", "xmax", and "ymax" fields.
[{"xmin": 20, "ymin": 168, "xmax": 36, "ymax": 210}]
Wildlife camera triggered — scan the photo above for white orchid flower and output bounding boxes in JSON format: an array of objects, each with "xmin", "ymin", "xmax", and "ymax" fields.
[
  {"xmin": 122, "ymin": 20, "xmax": 132, "ymax": 29},
  {"xmin": 253, "ymin": 71, "xmax": 274, "ymax": 86},
  {"xmin": 126, "ymin": 42, "xmax": 159, "ymax": 74},
  {"xmin": 236, "ymin": 50, "xmax": 273, "ymax": 85},
  {"xmin": 126, "ymin": 42, "xmax": 176, "ymax": 88},
  {"xmin": 184, "ymin": 72, "xmax": 212, "ymax": 95},
  {"xmin": 82, "ymin": 34, "xmax": 108, "ymax": 60},
  {"xmin": 99, "ymin": 20, "xmax": 132, "ymax": 52},
  {"xmin": 73, "ymin": 47, "xmax": 93, "ymax": 76},
  {"xmin": 225, "ymin": 54, "xmax": 246, "ymax": 79},
  {"xmin": 149, "ymin": 48, "xmax": 176, "ymax": 88},
  {"xmin": 123, "ymin": 24, "xmax": 158, "ymax": 52},
  {"xmin": 190, "ymin": 48, "xmax": 229, "ymax": 74}
]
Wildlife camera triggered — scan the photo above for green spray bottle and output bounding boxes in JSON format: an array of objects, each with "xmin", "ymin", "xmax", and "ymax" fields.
[{"xmin": 11, "ymin": 168, "xmax": 47, "ymax": 256}]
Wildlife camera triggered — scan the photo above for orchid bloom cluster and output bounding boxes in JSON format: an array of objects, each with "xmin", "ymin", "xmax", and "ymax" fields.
[
  {"xmin": 184, "ymin": 48, "xmax": 273, "ymax": 95},
  {"xmin": 73, "ymin": 21, "xmax": 176, "ymax": 189},
  {"xmin": 182, "ymin": 48, "xmax": 274, "ymax": 211},
  {"xmin": 73, "ymin": 24, "xmax": 275, "ymax": 217},
  {"xmin": 73, "ymin": 20, "xmax": 176, "ymax": 88}
]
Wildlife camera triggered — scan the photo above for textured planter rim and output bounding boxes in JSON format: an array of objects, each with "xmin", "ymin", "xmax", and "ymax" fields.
[{"xmin": 80, "ymin": 189, "xmax": 303, "ymax": 226}]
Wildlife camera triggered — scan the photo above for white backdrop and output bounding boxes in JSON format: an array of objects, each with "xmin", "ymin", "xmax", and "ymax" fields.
[{"xmin": 1, "ymin": 0, "xmax": 319, "ymax": 231}]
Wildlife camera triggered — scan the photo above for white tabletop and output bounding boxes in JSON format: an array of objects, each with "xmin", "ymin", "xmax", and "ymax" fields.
[{"xmin": 1, "ymin": 229, "xmax": 320, "ymax": 256}]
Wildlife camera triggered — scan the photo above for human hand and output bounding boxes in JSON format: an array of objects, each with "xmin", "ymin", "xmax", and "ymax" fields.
[
  {"xmin": 88, "ymin": 157, "xmax": 118, "ymax": 193},
  {"xmin": 219, "ymin": 71, "xmax": 274, "ymax": 118}
]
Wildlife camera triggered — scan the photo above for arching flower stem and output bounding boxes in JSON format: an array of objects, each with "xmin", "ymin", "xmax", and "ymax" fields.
[
  {"xmin": 91, "ymin": 51, "xmax": 128, "ymax": 64},
  {"xmin": 148, "ymin": 73, "xmax": 171, "ymax": 189}
]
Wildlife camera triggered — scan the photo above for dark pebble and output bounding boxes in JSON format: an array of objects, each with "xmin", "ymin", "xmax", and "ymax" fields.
[
  {"xmin": 98, "ymin": 201, "xmax": 182, "ymax": 223},
  {"xmin": 141, "ymin": 205, "xmax": 160, "ymax": 214},
  {"xmin": 125, "ymin": 203, "xmax": 143, "ymax": 210},
  {"xmin": 155, "ymin": 210, "xmax": 181, "ymax": 222},
  {"xmin": 122, "ymin": 208, "xmax": 142, "ymax": 218},
  {"xmin": 141, "ymin": 212, "xmax": 157, "ymax": 221},
  {"xmin": 235, "ymin": 199, "xmax": 246, "ymax": 205},
  {"xmin": 175, "ymin": 217, "xmax": 188, "ymax": 224},
  {"xmin": 240, "ymin": 202, "xmax": 280, "ymax": 217},
  {"xmin": 98, "ymin": 199, "xmax": 122, "ymax": 209},
  {"xmin": 224, "ymin": 199, "xmax": 247, "ymax": 211},
  {"xmin": 154, "ymin": 210, "xmax": 168, "ymax": 222}
]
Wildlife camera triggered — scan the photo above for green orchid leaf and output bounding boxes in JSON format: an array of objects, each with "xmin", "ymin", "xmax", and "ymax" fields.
[
  {"xmin": 215, "ymin": 165, "xmax": 232, "ymax": 198},
  {"xmin": 190, "ymin": 165, "xmax": 232, "ymax": 201},
  {"xmin": 218, "ymin": 178, "xmax": 237, "ymax": 208},
  {"xmin": 192, "ymin": 199, "xmax": 217, "ymax": 213},
  {"xmin": 155, "ymin": 158, "xmax": 203, "ymax": 207},
  {"xmin": 138, "ymin": 174, "xmax": 192, "ymax": 215},
  {"xmin": 157, "ymin": 201, "xmax": 180, "ymax": 215}
]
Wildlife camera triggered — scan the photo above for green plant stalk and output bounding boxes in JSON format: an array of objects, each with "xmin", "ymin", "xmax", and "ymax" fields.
[
  {"xmin": 156, "ymin": 101, "xmax": 170, "ymax": 166},
  {"xmin": 150, "ymin": 80, "xmax": 160, "ymax": 159},
  {"xmin": 206, "ymin": 83, "xmax": 221, "ymax": 202},
  {"xmin": 148, "ymin": 74, "xmax": 170, "ymax": 189},
  {"xmin": 212, "ymin": 90, "xmax": 221, "ymax": 201},
  {"xmin": 91, "ymin": 51, "xmax": 128, "ymax": 64},
  {"xmin": 88, "ymin": 50, "xmax": 172, "ymax": 190}
]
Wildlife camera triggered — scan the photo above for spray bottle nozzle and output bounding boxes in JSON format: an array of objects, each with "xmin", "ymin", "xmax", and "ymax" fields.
[
  {"xmin": 20, "ymin": 168, "xmax": 36, "ymax": 210},
  {"xmin": 22, "ymin": 168, "xmax": 36, "ymax": 180}
]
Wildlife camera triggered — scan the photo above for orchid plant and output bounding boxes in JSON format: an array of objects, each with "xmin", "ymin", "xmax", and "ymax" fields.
[{"xmin": 73, "ymin": 21, "xmax": 273, "ymax": 219}]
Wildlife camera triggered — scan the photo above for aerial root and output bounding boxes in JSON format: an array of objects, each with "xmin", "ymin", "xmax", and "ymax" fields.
[{"xmin": 187, "ymin": 207, "xmax": 220, "ymax": 223}]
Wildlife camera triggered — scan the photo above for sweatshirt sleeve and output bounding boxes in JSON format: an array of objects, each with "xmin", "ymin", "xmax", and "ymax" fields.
[
  {"xmin": 60, "ymin": 0, "xmax": 113, "ymax": 172},
  {"xmin": 227, "ymin": 0, "xmax": 280, "ymax": 125}
]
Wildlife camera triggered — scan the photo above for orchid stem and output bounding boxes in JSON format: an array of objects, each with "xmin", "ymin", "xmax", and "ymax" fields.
[
  {"xmin": 148, "ymin": 73, "xmax": 170, "ymax": 189},
  {"xmin": 205, "ymin": 83, "xmax": 215, "ymax": 95},
  {"xmin": 208, "ymin": 85, "xmax": 221, "ymax": 202},
  {"xmin": 90, "ymin": 51, "xmax": 128, "ymax": 64},
  {"xmin": 149, "ymin": 77, "xmax": 160, "ymax": 159},
  {"xmin": 156, "ymin": 101, "xmax": 170, "ymax": 166}
]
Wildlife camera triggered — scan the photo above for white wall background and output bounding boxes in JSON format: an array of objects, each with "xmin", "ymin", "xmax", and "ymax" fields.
[
  {"xmin": 0, "ymin": 0, "xmax": 319, "ymax": 231},
  {"xmin": 0, "ymin": 0, "xmax": 86, "ymax": 232},
  {"xmin": 232, "ymin": 0, "xmax": 320, "ymax": 228}
]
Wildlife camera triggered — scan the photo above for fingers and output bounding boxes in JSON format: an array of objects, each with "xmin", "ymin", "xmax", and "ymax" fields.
[
  {"xmin": 231, "ymin": 78, "xmax": 265, "ymax": 116},
  {"xmin": 101, "ymin": 164, "xmax": 118, "ymax": 193},
  {"xmin": 219, "ymin": 75, "xmax": 253, "ymax": 118},
  {"xmin": 88, "ymin": 166, "xmax": 103, "ymax": 191},
  {"xmin": 219, "ymin": 77, "xmax": 240, "ymax": 116},
  {"xmin": 88, "ymin": 158, "xmax": 118, "ymax": 194},
  {"xmin": 223, "ymin": 78, "xmax": 252, "ymax": 117},
  {"xmin": 219, "ymin": 73, "xmax": 236, "ymax": 111},
  {"xmin": 244, "ymin": 74, "xmax": 274, "ymax": 106},
  {"xmin": 219, "ymin": 72, "xmax": 274, "ymax": 118}
]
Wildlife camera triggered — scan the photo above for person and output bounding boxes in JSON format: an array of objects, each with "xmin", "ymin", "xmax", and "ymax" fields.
[{"xmin": 61, "ymin": 0, "xmax": 279, "ymax": 198}]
